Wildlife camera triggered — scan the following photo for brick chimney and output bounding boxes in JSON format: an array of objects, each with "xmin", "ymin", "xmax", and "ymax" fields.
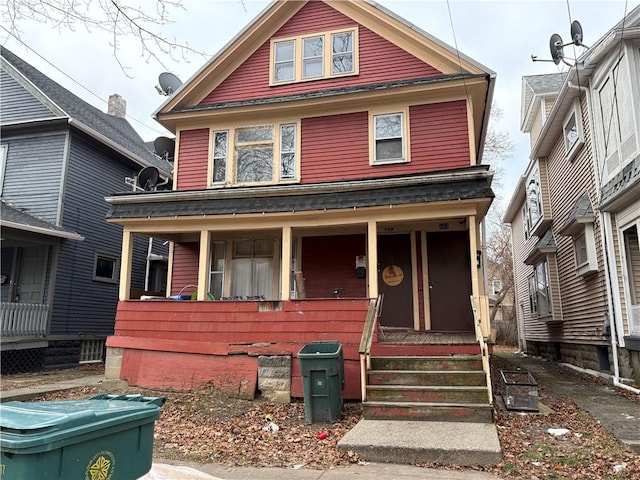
[{"xmin": 107, "ymin": 94, "xmax": 126, "ymax": 118}]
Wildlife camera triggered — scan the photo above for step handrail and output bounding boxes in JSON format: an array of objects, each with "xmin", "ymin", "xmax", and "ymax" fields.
[
  {"xmin": 359, "ymin": 295, "xmax": 383, "ymax": 401},
  {"xmin": 470, "ymin": 295, "xmax": 493, "ymax": 405}
]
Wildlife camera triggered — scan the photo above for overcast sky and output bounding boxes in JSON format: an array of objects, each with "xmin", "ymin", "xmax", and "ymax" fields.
[{"xmin": 2, "ymin": 0, "xmax": 638, "ymax": 207}]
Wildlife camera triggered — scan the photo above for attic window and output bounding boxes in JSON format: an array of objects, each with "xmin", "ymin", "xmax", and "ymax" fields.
[{"xmin": 271, "ymin": 27, "xmax": 358, "ymax": 85}]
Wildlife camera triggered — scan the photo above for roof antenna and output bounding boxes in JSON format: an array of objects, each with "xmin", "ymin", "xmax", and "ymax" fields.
[{"xmin": 531, "ymin": 21, "xmax": 588, "ymax": 66}]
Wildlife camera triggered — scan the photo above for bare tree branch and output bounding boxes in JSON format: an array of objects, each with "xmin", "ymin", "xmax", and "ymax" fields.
[{"xmin": 1, "ymin": 0, "xmax": 209, "ymax": 74}]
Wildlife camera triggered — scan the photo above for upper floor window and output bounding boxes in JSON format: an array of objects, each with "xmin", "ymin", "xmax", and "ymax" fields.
[
  {"xmin": 594, "ymin": 51, "xmax": 637, "ymax": 180},
  {"xmin": 562, "ymin": 101, "xmax": 584, "ymax": 162},
  {"xmin": 211, "ymin": 122, "xmax": 299, "ymax": 186},
  {"xmin": 523, "ymin": 168, "xmax": 542, "ymax": 239},
  {"xmin": 0, "ymin": 144, "xmax": 7, "ymax": 195},
  {"xmin": 271, "ymin": 28, "xmax": 358, "ymax": 85},
  {"xmin": 369, "ymin": 109, "xmax": 410, "ymax": 165},
  {"xmin": 492, "ymin": 279, "xmax": 503, "ymax": 295}
]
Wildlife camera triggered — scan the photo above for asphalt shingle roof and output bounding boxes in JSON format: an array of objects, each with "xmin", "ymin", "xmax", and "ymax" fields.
[
  {"xmin": 0, "ymin": 46, "xmax": 171, "ymax": 175},
  {"xmin": 106, "ymin": 176, "xmax": 494, "ymax": 220},
  {"xmin": 523, "ymin": 73, "xmax": 567, "ymax": 95},
  {"xmin": 1, "ymin": 200, "xmax": 82, "ymax": 239}
]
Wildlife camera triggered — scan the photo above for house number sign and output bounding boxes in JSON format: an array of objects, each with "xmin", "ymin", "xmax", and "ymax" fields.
[{"xmin": 382, "ymin": 265, "xmax": 404, "ymax": 286}]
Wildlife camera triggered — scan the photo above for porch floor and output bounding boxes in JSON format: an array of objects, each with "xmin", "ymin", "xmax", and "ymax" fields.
[{"xmin": 378, "ymin": 329, "xmax": 476, "ymax": 344}]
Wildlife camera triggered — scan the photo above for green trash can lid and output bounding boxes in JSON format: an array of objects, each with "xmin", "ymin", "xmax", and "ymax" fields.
[{"xmin": 0, "ymin": 394, "xmax": 165, "ymax": 451}]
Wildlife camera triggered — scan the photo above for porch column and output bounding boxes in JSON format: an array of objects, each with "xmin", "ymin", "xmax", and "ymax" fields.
[
  {"xmin": 281, "ymin": 226, "xmax": 292, "ymax": 300},
  {"xmin": 367, "ymin": 221, "xmax": 378, "ymax": 298},
  {"xmin": 197, "ymin": 230, "xmax": 211, "ymax": 301},
  {"xmin": 468, "ymin": 215, "xmax": 480, "ymax": 298},
  {"xmin": 119, "ymin": 229, "xmax": 133, "ymax": 301}
]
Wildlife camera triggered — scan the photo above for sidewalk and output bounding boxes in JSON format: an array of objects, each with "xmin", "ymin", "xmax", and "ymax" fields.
[{"xmin": 3, "ymin": 352, "xmax": 639, "ymax": 479}]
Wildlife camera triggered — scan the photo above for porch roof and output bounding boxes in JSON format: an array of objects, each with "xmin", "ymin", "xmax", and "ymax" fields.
[
  {"xmin": 105, "ymin": 168, "xmax": 494, "ymax": 220},
  {"xmin": 1, "ymin": 200, "xmax": 84, "ymax": 241}
]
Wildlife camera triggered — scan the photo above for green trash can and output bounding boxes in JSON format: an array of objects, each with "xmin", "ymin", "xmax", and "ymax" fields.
[
  {"xmin": 0, "ymin": 393, "xmax": 165, "ymax": 480},
  {"xmin": 298, "ymin": 342, "xmax": 344, "ymax": 423}
]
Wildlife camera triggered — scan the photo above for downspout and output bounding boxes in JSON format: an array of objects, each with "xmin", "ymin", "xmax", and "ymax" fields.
[
  {"xmin": 145, "ymin": 237, "xmax": 153, "ymax": 291},
  {"xmin": 567, "ymin": 77, "xmax": 640, "ymax": 394},
  {"xmin": 601, "ymin": 212, "xmax": 640, "ymax": 394}
]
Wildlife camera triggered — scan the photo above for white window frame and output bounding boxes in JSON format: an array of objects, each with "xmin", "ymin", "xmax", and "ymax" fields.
[
  {"xmin": 572, "ymin": 223, "xmax": 598, "ymax": 277},
  {"xmin": 93, "ymin": 253, "xmax": 119, "ymax": 284},
  {"xmin": 302, "ymin": 35, "xmax": 324, "ymax": 79},
  {"xmin": 369, "ymin": 108, "xmax": 410, "ymax": 165},
  {"xmin": 270, "ymin": 27, "xmax": 358, "ymax": 85},
  {"xmin": 492, "ymin": 279, "xmax": 502, "ymax": 295},
  {"xmin": 0, "ymin": 144, "xmax": 7, "ymax": 195},
  {"xmin": 562, "ymin": 100, "xmax": 584, "ymax": 162},
  {"xmin": 209, "ymin": 122, "xmax": 300, "ymax": 187},
  {"xmin": 211, "ymin": 131, "xmax": 228, "ymax": 184},
  {"xmin": 528, "ymin": 261, "xmax": 551, "ymax": 317},
  {"xmin": 523, "ymin": 167, "xmax": 542, "ymax": 239},
  {"xmin": 620, "ymin": 221, "xmax": 640, "ymax": 335}
]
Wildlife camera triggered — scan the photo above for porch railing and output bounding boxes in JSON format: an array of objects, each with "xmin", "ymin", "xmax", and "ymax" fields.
[
  {"xmin": 470, "ymin": 295, "xmax": 493, "ymax": 405},
  {"xmin": 358, "ymin": 295, "xmax": 383, "ymax": 401},
  {"xmin": 1, "ymin": 302, "xmax": 49, "ymax": 337}
]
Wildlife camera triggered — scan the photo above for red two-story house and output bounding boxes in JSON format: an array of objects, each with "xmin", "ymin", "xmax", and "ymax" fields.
[{"xmin": 104, "ymin": 0, "xmax": 496, "ymax": 419}]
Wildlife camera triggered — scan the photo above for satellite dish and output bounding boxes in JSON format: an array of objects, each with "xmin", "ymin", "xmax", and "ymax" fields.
[
  {"xmin": 137, "ymin": 166, "xmax": 160, "ymax": 191},
  {"xmin": 571, "ymin": 21, "xmax": 583, "ymax": 46},
  {"xmin": 550, "ymin": 33, "xmax": 564, "ymax": 65},
  {"xmin": 153, "ymin": 136, "xmax": 176, "ymax": 162},
  {"xmin": 155, "ymin": 72, "xmax": 182, "ymax": 96}
]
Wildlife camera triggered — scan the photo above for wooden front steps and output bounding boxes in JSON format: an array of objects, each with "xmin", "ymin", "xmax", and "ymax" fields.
[{"xmin": 362, "ymin": 355, "xmax": 493, "ymax": 423}]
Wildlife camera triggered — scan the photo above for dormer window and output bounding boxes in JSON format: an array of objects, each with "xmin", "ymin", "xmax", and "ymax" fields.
[{"xmin": 271, "ymin": 28, "xmax": 358, "ymax": 85}]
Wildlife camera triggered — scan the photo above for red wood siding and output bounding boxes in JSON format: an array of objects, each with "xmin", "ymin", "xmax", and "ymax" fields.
[
  {"xmin": 171, "ymin": 242, "xmax": 199, "ymax": 295},
  {"xmin": 410, "ymin": 101, "xmax": 470, "ymax": 171},
  {"xmin": 200, "ymin": 2, "xmax": 441, "ymax": 106},
  {"xmin": 301, "ymin": 235, "xmax": 368, "ymax": 298},
  {"xmin": 301, "ymin": 101, "xmax": 470, "ymax": 183},
  {"xmin": 176, "ymin": 129, "xmax": 209, "ymax": 190},
  {"xmin": 109, "ymin": 298, "xmax": 371, "ymax": 399}
]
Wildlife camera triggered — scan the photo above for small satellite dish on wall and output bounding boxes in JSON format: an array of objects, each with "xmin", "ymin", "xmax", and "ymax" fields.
[
  {"xmin": 155, "ymin": 72, "xmax": 183, "ymax": 96},
  {"xmin": 137, "ymin": 166, "xmax": 160, "ymax": 191},
  {"xmin": 153, "ymin": 136, "xmax": 176, "ymax": 162},
  {"xmin": 550, "ymin": 33, "xmax": 564, "ymax": 65}
]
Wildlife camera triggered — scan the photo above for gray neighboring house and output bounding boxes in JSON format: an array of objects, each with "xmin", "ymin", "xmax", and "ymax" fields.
[{"xmin": 0, "ymin": 46, "xmax": 171, "ymax": 372}]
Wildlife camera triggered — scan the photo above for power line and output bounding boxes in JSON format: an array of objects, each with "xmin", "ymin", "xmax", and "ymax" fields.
[{"xmin": 0, "ymin": 25, "xmax": 168, "ymax": 137}]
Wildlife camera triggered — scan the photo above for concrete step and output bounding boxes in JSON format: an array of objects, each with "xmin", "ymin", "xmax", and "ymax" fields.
[
  {"xmin": 363, "ymin": 400, "xmax": 494, "ymax": 423},
  {"xmin": 370, "ymin": 355, "xmax": 483, "ymax": 372},
  {"xmin": 367, "ymin": 369, "xmax": 487, "ymax": 386},
  {"xmin": 338, "ymin": 419, "xmax": 502, "ymax": 466},
  {"xmin": 366, "ymin": 385, "xmax": 489, "ymax": 404}
]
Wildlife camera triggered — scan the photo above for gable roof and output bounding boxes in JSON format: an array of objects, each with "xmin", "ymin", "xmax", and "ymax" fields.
[
  {"xmin": 520, "ymin": 73, "xmax": 567, "ymax": 132},
  {"xmin": 155, "ymin": 0, "xmax": 494, "ymax": 116},
  {"xmin": 0, "ymin": 46, "xmax": 172, "ymax": 177}
]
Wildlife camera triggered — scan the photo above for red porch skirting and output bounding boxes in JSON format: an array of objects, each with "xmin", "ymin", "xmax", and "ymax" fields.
[{"xmin": 107, "ymin": 298, "xmax": 372, "ymax": 399}]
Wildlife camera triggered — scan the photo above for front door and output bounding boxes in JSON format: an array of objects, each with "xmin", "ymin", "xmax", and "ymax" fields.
[
  {"xmin": 15, "ymin": 246, "xmax": 47, "ymax": 304},
  {"xmin": 377, "ymin": 234, "xmax": 413, "ymax": 328},
  {"xmin": 427, "ymin": 231, "xmax": 473, "ymax": 332}
]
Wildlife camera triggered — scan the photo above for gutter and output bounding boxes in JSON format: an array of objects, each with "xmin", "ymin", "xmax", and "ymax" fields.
[
  {"xmin": 106, "ymin": 165, "xmax": 494, "ymax": 205},
  {"xmin": 0, "ymin": 220, "xmax": 84, "ymax": 241}
]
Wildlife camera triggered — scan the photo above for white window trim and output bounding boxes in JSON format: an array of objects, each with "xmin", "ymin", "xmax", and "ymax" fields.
[
  {"xmin": 369, "ymin": 108, "xmax": 411, "ymax": 165},
  {"xmin": 270, "ymin": 27, "xmax": 359, "ymax": 86},
  {"xmin": 573, "ymin": 223, "xmax": 598, "ymax": 277},
  {"xmin": 523, "ymin": 166, "xmax": 543, "ymax": 237},
  {"xmin": 0, "ymin": 144, "xmax": 7, "ymax": 196},
  {"xmin": 619, "ymin": 219, "xmax": 640, "ymax": 336},
  {"xmin": 93, "ymin": 253, "xmax": 120, "ymax": 284},
  {"xmin": 562, "ymin": 100, "xmax": 584, "ymax": 162},
  {"xmin": 209, "ymin": 122, "xmax": 300, "ymax": 187}
]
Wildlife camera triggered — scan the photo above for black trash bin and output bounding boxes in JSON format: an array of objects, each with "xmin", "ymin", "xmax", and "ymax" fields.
[
  {"xmin": 298, "ymin": 342, "xmax": 344, "ymax": 423},
  {"xmin": 0, "ymin": 393, "xmax": 165, "ymax": 480}
]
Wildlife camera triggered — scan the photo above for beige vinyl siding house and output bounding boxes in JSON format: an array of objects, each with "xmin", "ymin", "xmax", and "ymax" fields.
[{"xmin": 505, "ymin": 7, "xmax": 640, "ymax": 385}]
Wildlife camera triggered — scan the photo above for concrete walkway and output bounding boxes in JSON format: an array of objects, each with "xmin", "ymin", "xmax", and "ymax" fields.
[{"xmin": 496, "ymin": 352, "xmax": 640, "ymax": 454}]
